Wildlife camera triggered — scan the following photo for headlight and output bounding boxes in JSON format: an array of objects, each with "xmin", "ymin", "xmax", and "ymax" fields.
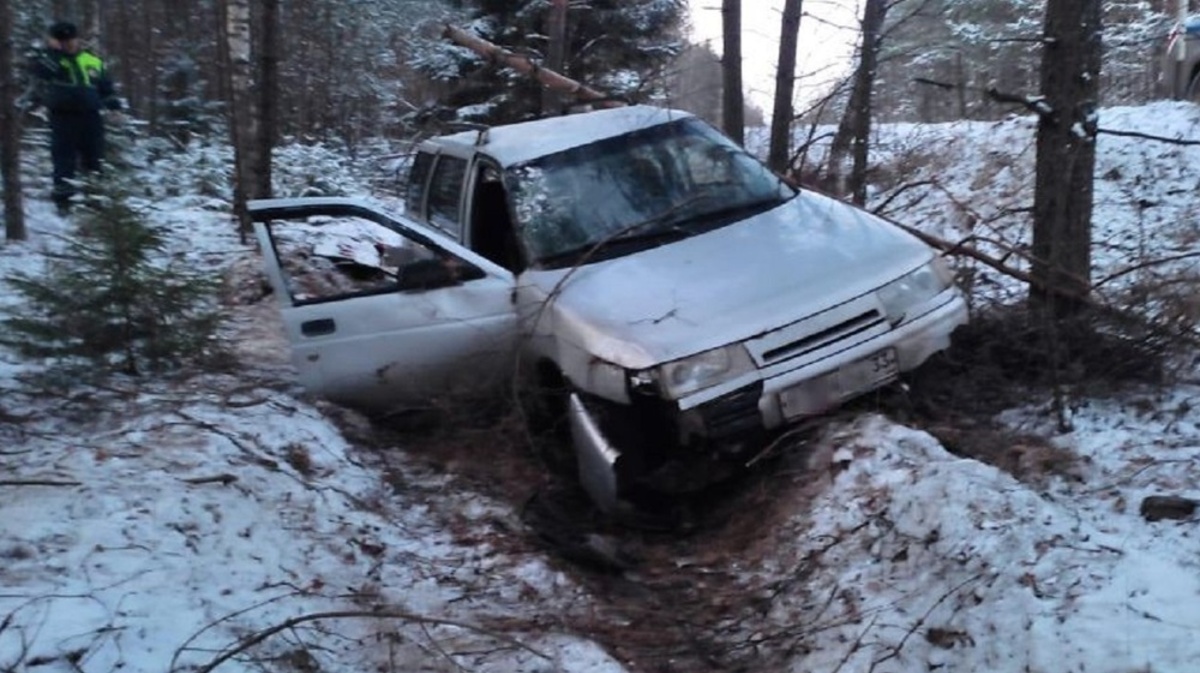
[
  {"xmin": 656, "ymin": 344, "xmax": 755, "ymax": 398},
  {"xmin": 877, "ymin": 258, "xmax": 955, "ymax": 325}
]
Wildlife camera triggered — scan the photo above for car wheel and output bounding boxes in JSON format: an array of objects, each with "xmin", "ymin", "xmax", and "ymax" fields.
[
  {"xmin": 1187, "ymin": 71, "xmax": 1200, "ymax": 103},
  {"xmin": 521, "ymin": 363, "xmax": 575, "ymax": 471}
]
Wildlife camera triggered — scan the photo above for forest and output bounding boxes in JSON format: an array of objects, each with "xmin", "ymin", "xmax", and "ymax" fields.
[{"xmin": 3, "ymin": 1, "xmax": 1200, "ymax": 672}]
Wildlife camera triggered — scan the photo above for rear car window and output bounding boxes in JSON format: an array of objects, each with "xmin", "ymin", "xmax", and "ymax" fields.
[
  {"xmin": 428, "ymin": 156, "xmax": 468, "ymax": 239},
  {"xmin": 406, "ymin": 152, "xmax": 434, "ymax": 217}
]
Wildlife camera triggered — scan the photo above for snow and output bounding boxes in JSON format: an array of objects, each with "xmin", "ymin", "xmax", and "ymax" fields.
[
  {"xmin": 4, "ymin": 102, "xmax": 1200, "ymax": 672},
  {"xmin": 435, "ymin": 104, "xmax": 695, "ymax": 167}
]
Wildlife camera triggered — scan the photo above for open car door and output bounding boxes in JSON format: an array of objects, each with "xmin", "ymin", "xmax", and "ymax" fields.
[{"xmin": 249, "ymin": 197, "xmax": 518, "ymax": 415}]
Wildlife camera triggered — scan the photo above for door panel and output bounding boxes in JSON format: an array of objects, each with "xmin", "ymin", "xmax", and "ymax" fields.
[{"xmin": 249, "ymin": 197, "xmax": 519, "ymax": 413}]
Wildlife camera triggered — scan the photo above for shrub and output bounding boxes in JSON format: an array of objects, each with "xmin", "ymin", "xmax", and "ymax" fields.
[{"xmin": 1, "ymin": 169, "xmax": 223, "ymax": 378}]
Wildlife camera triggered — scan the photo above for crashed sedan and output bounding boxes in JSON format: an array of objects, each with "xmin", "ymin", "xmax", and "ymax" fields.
[{"xmin": 249, "ymin": 105, "xmax": 968, "ymax": 511}]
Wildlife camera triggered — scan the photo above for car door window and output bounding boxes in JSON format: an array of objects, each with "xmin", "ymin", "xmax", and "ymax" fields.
[
  {"xmin": 262, "ymin": 212, "xmax": 477, "ymax": 306},
  {"xmin": 427, "ymin": 156, "xmax": 468, "ymax": 239}
]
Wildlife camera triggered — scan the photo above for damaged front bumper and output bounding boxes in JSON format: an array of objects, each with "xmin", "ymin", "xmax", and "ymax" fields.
[{"xmin": 568, "ymin": 294, "xmax": 968, "ymax": 512}]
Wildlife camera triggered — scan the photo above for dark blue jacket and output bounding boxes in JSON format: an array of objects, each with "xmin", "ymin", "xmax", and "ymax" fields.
[{"xmin": 30, "ymin": 48, "xmax": 119, "ymax": 114}]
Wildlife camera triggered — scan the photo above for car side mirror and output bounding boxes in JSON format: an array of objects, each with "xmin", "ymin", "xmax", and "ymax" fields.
[{"xmin": 395, "ymin": 257, "xmax": 485, "ymax": 291}]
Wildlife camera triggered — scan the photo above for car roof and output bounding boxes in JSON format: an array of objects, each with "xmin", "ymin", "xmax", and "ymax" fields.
[{"xmin": 429, "ymin": 105, "xmax": 696, "ymax": 167}]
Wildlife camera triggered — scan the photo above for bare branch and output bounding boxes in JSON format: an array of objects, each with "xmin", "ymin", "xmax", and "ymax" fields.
[
  {"xmin": 0, "ymin": 479, "xmax": 82, "ymax": 487},
  {"xmin": 192, "ymin": 610, "xmax": 548, "ymax": 673}
]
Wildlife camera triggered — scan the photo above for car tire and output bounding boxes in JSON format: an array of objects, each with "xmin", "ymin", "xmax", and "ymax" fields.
[
  {"xmin": 521, "ymin": 363, "xmax": 575, "ymax": 472},
  {"xmin": 1186, "ymin": 71, "xmax": 1200, "ymax": 103}
]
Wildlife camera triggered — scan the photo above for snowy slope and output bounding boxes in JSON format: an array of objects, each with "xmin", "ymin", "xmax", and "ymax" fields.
[{"xmin": 2, "ymin": 105, "xmax": 1200, "ymax": 673}]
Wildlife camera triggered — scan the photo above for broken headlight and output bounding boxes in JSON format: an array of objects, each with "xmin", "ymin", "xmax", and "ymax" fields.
[
  {"xmin": 656, "ymin": 344, "xmax": 755, "ymax": 399},
  {"xmin": 876, "ymin": 257, "xmax": 955, "ymax": 326}
]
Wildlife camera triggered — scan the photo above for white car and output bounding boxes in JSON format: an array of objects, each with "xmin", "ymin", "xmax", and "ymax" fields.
[{"xmin": 250, "ymin": 105, "xmax": 967, "ymax": 511}]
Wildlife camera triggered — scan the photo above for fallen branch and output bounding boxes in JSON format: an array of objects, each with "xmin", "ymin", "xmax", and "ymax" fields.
[
  {"xmin": 0, "ymin": 479, "xmax": 82, "ymax": 487},
  {"xmin": 443, "ymin": 24, "xmax": 624, "ymax": 109},
  {"xmin": 180, "ymin": 474, "xmax": 239, "ymax": 486},
  {"xmin": 889, "ymin": 221, "xmax": 1042, "ymax": 291},
  {"xmin": 870, "ymin": 574, "xmax": 982, "ymax": 670},
  {"xmin": 192, "ymin": 609, "xmax": 549, "ymax": 673}
]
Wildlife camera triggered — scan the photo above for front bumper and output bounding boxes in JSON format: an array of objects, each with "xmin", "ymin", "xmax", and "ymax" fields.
[
  {"xmin": 569, "ymin": 290, "xmax": 968, "ymax": 511},
  {"xmin": 686, "ymin": 291, "xmax": 968, "ymax": 439}
]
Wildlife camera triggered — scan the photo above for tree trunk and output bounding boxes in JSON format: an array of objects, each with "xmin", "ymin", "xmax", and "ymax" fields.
[
  {"xmin": 828, "ymin": 0, "xmax": 886, "ymax": 205},
  {"xmin": 224, "ymin": 0, "xmax": 259, "ymax": 238},
  {"xmin": 542, "ymin": 0, "xmax": 568, "ymax": 115},
  {"xmin": 767, "ymin": 0, "xmax": 802, "ymax": 173},
  {"xmin": 444, "ymin": 25, "xmax": 621, "ymax": 108},
  {"xmin": 255, "ymin": 0, "xmax": 279, "ymax": 200},
  {"xmin": 82, "ymin": 0, "xmax": 100, "ymax": 43},
  {"xmin": 1030, "ymin": 0, "xmax": 1102, "ymax": 315},
  {"xmin": 721, "ymin": 0, "xmax": 744, "ymax": 145},
  {"xmin": 1, "ymin": 0, "xmax": 27, "ymax": 242}
]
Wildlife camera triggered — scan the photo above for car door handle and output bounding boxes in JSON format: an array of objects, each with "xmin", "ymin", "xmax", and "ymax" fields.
[{"xmin": 301, "ymin": 318, "xmax": 336, "ymax": 337}]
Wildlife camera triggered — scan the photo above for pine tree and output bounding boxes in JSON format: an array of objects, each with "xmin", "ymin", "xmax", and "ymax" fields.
[
  {"xmin": 1, "ymin": 170, "xmax": 223, "ymax": 378},
  {"xmin": 413, "ymin": 0, "xmax": 687, "ymax": 123}
]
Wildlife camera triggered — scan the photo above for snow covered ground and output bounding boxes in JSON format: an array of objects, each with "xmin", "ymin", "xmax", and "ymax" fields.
[{"xmin": 3, "ymin": 103, "xmax": 1200, "ymax": 673}]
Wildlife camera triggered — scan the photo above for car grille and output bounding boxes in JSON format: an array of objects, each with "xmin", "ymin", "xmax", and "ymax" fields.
[
  {"xmin": 747, "ymin": 297, "xmax": 888, "ymax": 368},
  {"xmin": 698, "ymin": 382, "xmax": 763, "ymax": 441},
  {"xmin": 761, "ymin": 310, "xmax": 884, "ymax": 362}
]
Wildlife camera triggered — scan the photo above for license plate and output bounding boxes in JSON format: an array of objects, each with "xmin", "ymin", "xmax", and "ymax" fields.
[
  {"xmin": 780, "ymin": 348, "xmax": 899, "ymax": 418},
  {"xmin": 839, "ymin": 348, "xmax": 899, "ymax": 395}
]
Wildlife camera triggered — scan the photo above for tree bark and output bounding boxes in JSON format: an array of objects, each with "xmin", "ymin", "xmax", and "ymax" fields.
[
  {"xmin": 768, "ymin": 0, "xmax": 803, "ymax": 173},
  {"xmin": 829, "ymin": 0, "xmax": 886, "ymax": 205},
  {"xmin": 82, "ymin": 0, "xmax": 100, "ymax": 43},
  {"xmin": 541, "ymin": 0, "xmax": 569, "ymax": 115},
  {"xmin": 1030, "ymin": 0, "xmax": 1102, "ymax": 315},
  {"xmin": 0, "ymin": 0, "xmax": 26, "ymax": 242},
  {"xmin": 224, "ymin": 0, "xmax": 259, "ymax": 238},
  {"xmin": 721, "ymin": 0, "xmax": 745, "ymax": 145},
  {"xmin": 255, "ymin": 0, "xmax": 279, "ymax": 200},
  {"xmin": 443, "ymin": 24, "xmax": 621, "ymax": 108}
]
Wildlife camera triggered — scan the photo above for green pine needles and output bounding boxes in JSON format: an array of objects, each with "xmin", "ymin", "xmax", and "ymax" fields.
[{"xmin": 2, "ymin": 172, "xmax": 223, "ymax": 378}]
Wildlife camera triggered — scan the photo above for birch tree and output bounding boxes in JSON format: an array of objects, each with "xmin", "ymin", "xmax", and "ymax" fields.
[
  {"xmin": 768, "ymin": 0, "xmax": 803, "ymax": 173},
  {"xmin": 223, "ymin": 0, "xmax": 259, "ymax": 236},
  {"xmin": 721, "ymin": 0, "xmax": 745, "ymax": 145},
  {"xmin": 0, "ymin": 0, "xmax": 26, "ymax": 242}
]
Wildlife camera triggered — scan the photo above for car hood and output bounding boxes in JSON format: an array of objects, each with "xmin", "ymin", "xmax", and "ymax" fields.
[{"xmin": 522, "ymin": 190, "xmax": 936, "ymax": 370}]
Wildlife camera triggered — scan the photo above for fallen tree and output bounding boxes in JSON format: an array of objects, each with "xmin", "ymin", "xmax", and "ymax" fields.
[{"xmin": 442, "ymin": 24, "xmax": 625, "ymax": 109}]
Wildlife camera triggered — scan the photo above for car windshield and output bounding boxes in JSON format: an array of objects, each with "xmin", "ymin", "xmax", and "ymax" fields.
[{"xmin": 506, "ymin": 118, "xmax": 795, "ymax": 268}]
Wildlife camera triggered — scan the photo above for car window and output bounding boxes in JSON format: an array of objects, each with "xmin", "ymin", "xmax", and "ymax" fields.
[
  {"xmin": 506, "ymin": 118, "xmax": 794, "ymax": 268},
  {"xmin": 262, "ymin": 213, "xmax": 470, "ymax": 306},
  {"xmin": 405, "ymin": 152, "xmax": 434, "ymax": 217},
  {"xmin": 427, "ymin": 156, "xmax": 468, "ymax": 239}
]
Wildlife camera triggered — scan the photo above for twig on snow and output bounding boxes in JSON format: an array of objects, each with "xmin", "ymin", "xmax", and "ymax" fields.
[
  {"xmin": 0, "ymin": 479, "xmax": 82, "ymax": 487},
  {"xmin": 180, "ymin": 474, "xmax": 239, "ymax": 486},
  {"xmin": 190, "ymin": 610, "xmax": 548, "ymax": 673},
  {"xmin": 869, "ymin": 574, "xmax": 982, "ymax": 670}
]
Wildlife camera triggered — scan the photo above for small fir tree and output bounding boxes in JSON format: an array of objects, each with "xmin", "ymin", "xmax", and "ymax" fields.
[{"xmin": 1, "ymin": 170, "xmax": 222, "ymax": 377}]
